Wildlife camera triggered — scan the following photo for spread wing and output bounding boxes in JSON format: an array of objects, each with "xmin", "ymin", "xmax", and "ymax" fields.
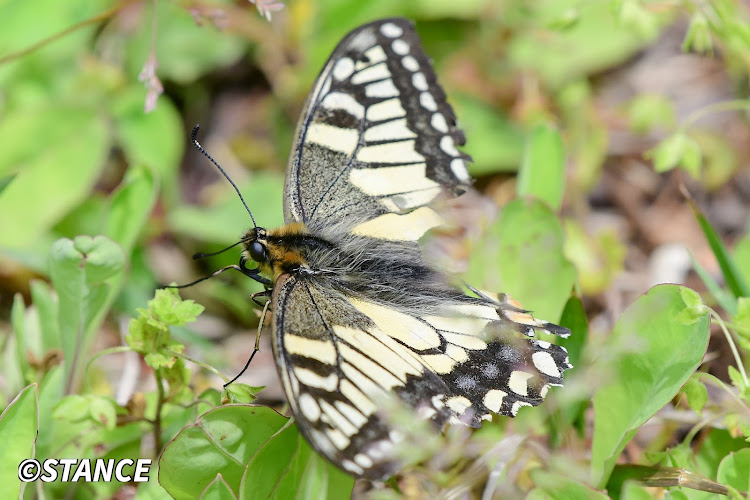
[
  {"xmin": 272, "ymin": 274, "xmax": 571, "ymax": 480},
  {"xmin": 283, "ymin": 18, "xmax": 472, "ymax": 242}
]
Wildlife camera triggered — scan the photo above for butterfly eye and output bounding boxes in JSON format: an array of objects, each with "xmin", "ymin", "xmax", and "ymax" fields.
[{"xmin": 248, "ymin": 241, "xmax": 267, "ymax": 263}]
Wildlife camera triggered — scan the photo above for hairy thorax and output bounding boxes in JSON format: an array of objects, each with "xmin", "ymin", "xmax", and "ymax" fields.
[{"xmin": 242, "ymin": 222, "xmax": 332, "ymax": 281}]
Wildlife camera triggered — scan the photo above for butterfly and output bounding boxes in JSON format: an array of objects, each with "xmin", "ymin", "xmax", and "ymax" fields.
[{"xmin": 194, "ymin": 18, "xmax": 571, "ymax": 480}]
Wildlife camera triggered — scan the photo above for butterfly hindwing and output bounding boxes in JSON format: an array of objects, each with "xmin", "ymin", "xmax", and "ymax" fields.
[
  {"xmin": 284, "ymin": 19, "xmax": 472, "ymax": 242},
  {"xmin": 272, "ymin": 273, "xmax": 453, "ymax": 478},
  {"xmin": 272, "ymin": 273, "xmax": 571, "ymax": 479}
]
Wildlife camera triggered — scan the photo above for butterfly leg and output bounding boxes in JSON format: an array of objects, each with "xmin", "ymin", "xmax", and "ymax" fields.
[
  {"xmin": 251, "ymin": 289, "xmax": 272, "ymax": 307},
  {"xmin": 223, "ymin": 294, "xmax": 272, "ymax": 388}
]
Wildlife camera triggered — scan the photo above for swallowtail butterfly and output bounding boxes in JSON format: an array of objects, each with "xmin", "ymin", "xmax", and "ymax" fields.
[{"xmin": 201, "ymin": 18, "xmax": 572, "ymax": 480}]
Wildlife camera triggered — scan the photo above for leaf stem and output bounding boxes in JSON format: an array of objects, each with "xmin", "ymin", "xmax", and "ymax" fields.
[
  {"xmin": 164, "ymin": 348, "xmax": 229, "ymax": 384},
  {"xmin": 153, "ymin": 368, "xmax": 165, "ymax": 455},
  {"xmin": 83, "ymin": 346, "xmax": 133, "ymax": 392},
  {"xmin": 709, "ymin": 308, "xmax": 749, "ymax": 388},
  {"xmin": 680, "ymin": 99, "xmax": 750, "ymax": 131}
]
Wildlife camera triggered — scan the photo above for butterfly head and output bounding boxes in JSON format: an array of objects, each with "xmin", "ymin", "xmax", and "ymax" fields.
[
  {"xmin": 240, "ymin": 227, "xmax": 274, "ymax": 280},
  {"xmin": 243, "ymin": 227, "xmax": 269, "ymax": 265}
]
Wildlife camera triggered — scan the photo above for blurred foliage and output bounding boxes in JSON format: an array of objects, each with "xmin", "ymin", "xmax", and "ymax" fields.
[{"xmin": 1, "ymin": 0, "xmax": 750, "ymax": 498}]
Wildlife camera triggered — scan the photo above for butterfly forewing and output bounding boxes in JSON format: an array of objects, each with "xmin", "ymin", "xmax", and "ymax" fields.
[{"xmin": 284, "ymin": 18, "xmax": 472, "ymax": 242}]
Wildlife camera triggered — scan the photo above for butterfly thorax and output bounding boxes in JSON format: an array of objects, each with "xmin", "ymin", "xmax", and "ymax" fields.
[{"xmin": 243, "ymin": 222, "xmax": 338, "ymax": 281}]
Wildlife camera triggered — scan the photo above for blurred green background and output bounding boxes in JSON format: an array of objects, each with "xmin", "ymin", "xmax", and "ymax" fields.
[{"xmin": 2, "ymin": 0, "xmax": 750, "ymax": 497}]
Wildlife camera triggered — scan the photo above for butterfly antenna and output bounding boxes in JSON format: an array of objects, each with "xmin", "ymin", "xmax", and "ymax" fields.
[
  {"xmin": 191, "ymin": 124, "xmax": 258, "ymax": 229},
  {"xmin": 193, "ymin": 238, "xmax": 248, "ymax": 260},
  {"xmin": 162, "ymin": 265, "xmax": 244, "ymax": 289}
]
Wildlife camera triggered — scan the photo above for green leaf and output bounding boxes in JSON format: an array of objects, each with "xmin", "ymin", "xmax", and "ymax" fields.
[
  {"xmin": 507, "ymin": 0, "xmax": 661, "ymax": 89},
  {"xmin": 127, "ymin": 288, "xmax": 201, "ymax": 344},
  {"xmin": 0, "ymin": 109, "xmax": 110, "ymax": 250},
  {"xmin": 647, "ymin": 132, "xmax": 702, "ymax": 174},
  {"xmin": 694, "ymin": 131, "xmax": 738, "ymax": 190},
  {"xmin": 665, "ymin": 490, "xmax": 690, "ymax": 500},
  {"xmin": 126, "ymin": 288, "xmax": 202, "ymax": 370},
  {"xmin": 50, "ymin": 235, "xmax": 124, "ymax": 285},
  {"xmin": 559, "ymin": 295, "xmax": 588, "ymax": 372},
  {"xmin": 466, "ymin": 199, "xmax": 576, "ymax": 322},
  {"xmin": 717, "ymin": 449, "xmax": 750, "ymax": 493},
  {"xmin": 32, "ymin": 366, "xmax": 64, "ymax": 462},
  {"xmin": 691, "ymin": 253, "xmax": 737, "ymax": 315},
  {"xmin": 546, "ymin": 8, "xmax": 581, "ymax": 31},
  {"xmin": 105, "ymin": 165, "xmax": 158, "ymax": 256},
  {"xmin": 517, "ymin": 123, "xmax": 566, "ymax": 211},
  {"xmin": 564, "ymin": 219, "xmax": 626, "ymax": 295},
  {"xmin": 627, "ymin": 94, "xmax": 675, "ymax": 133},
  {"xmin": 674, "ymin": 287, "xmax": 707, "ymax": 325},
  {"xmin": 733, "ymin": 235, "xmax": 750, "ymax": 294},
  {"xmin": 0, "ymin": 0, "xmax": 109, "ymax": 61},
  {"xmin": 51, "ymin": 394, "xmax": 89, "ymax": 422},
  {"xmin": 52, "ymin": 394, "xmax": 117, "ymax": 430},
  {"xmin": 680, "ymin": 286, "xmax": 703, "ymax": 309},
  {"xmin": 88, "ymin": 396, "xmax": 118, "ymax": 430},
  {"xmin": 621, "ymin": 481, "xmax": 655, "ymax": 500},
  {"xmin": 0, "ymin": 384, "xmax": 39, "ymax": 499},
  {"xmin": 680, "ymin": 138, "xmax": 703, "ymax": 178},
  {"xmin": 688, "ymin": 198, "xmax": 750, "ymax": 300},
  {"xmin": 0, "ymin": 173, "xmax": 16, "ymax": 195},
  {"xmin": 111, "ymin": 89, "xmax": 182, "ymax": 203},
  {"xmin": 682, "ymin": 13, "xmax": 713, "ymax": 54},
  {"xmin": 123, "ymin": 1, "xmax": 246, "ymax": 84},
  {"xmin": 48, "ymin": 235, "xmax": 125, "ymax": 392},
  {"xmin": 736, "ymin": 298, "xmax": 750, "ymax": 338},
  {"xmin": 10, "ymin": 293, "xmax": 32, "ymax": 384},
  {"xmin": 553, "ymin": 295, "xmax": 589, "ymax": 439},
  {"xmin": 240, "ymin": 421, "xmax": 300, "ymax": 499},
  {"xmin": 591, "ymin": 285, "xmax": 711, "ymax": 487},
  {"xmin": 682, "ymin": 376, "xmax": 708, "ymax": 415},
  {"xmin": 557, "ymin": 80, "xmax": 609, "ymax": 193},
  {"xmin": 292, "ymin": 439, "xmax": 354, "ymax": 500},
  {"xmin": 224, "ymin": 384, "xmax": 262, "ymax": 404},
  {"xmin": 200, "ymin": 475, "xmax": 238, "ymax": 500},
  {"xmin": 451, "ymin": 94, "xmax": 524, "ymax": 175},
  {"xmin": 159, "ymin": 406, "xmax": 288, "ymax": 499},
  {"xmin": 412, "ymin": 0, "xmax": 487, "ymax": 18},
  {"xmin": 528, "ymin": 469, "xmax": 609, "ymax": 499},
  {"xmin": 161, "ymin": 358, "xmax": 193, "ymax": 404},
  {"xmin": 728, "ymin": 366, "xmax": 749, "ymax": 397},
  {"xmin": 30, "ymin": 280, "xmax": 61, "ymax": 352},
  {"xmin": 239, "ymin": 421, "xmax": 355, "ymax": 500},
  {"xmin": 617, "ymin": 0, "xmax": 661, "ymax": 38},
  {"xmin": 134, "ymin": 462, "xmax": 173, "ymax": 500},
  {"xmin": 695, "ymin": 429, "xmax": 748, "ymax": 482}
]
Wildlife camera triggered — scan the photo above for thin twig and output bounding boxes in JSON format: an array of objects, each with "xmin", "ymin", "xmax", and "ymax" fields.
[
  {"xmin": 153, "ymin": 368, "xmax": 165, "ymax": 455},
  {"xmin": 0, "ymin": 0, "xmax": 140, "ymax": 65}
]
